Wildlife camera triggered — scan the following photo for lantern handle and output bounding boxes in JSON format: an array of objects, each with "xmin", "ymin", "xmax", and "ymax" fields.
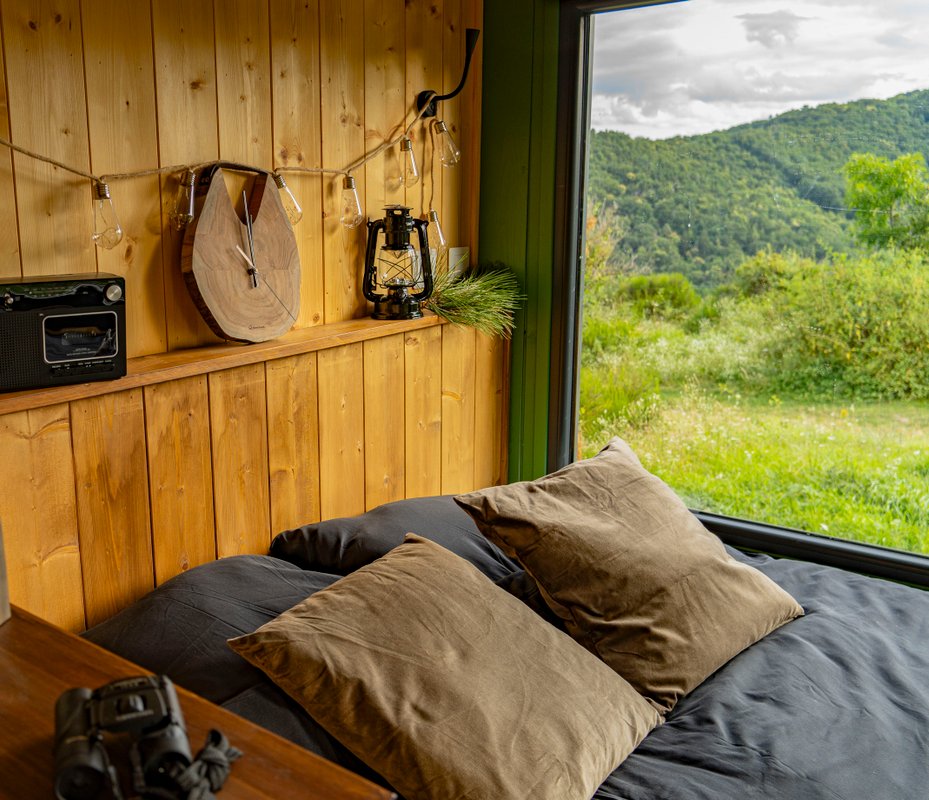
[
  {"xmin": 411, "ymin": 217, "xmax": 433, "ymax": 302},
  {"xmin": 363, "ymin": 218, "xmax": 386, "ymax": 303}
]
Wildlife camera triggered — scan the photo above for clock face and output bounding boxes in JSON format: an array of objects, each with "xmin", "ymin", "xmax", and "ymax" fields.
[{"xmin": 182, "ymin": 167, "xmax": 301, "ymax": 343}]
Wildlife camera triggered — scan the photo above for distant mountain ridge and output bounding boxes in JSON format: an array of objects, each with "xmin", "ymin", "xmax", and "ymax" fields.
[{"xmin": 587, "ymin": 89, "xmax": 929, "ymax": 288}]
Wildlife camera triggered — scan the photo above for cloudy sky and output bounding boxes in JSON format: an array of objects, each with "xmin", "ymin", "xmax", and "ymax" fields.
[{"xmin": 592, "ymin": 0, "xmax": 929, "ymax": 139}]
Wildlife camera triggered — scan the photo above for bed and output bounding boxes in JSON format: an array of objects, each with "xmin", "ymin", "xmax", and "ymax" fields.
[{"xmin": 83, "ymin": 439, "xmax": 929, "ymax": 800}]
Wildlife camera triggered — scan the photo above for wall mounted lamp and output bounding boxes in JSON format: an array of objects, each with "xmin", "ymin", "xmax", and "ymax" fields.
[{"xmin": 416, "ymin": 28, "xmax": 481, "ymax": 119}]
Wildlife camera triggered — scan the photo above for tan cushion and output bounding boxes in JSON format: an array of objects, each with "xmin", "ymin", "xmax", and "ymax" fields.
[
  {"xmin": 455, "ymin": 438, "xmax": 804, "ymax": 715},
  {"xmin": 228, "ymin": 534, "xmax": 660, "ymax": 800}
]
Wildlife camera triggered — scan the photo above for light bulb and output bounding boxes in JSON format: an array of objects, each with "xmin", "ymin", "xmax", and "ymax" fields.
[
  {"xmin": 169, "ymin": 169, "xmax": 197, "ymax": 231},
  {"xmin": 427, "ymin": 209, "xmax": 448, "ymax": 272},
  {"xmin": 435, "ymin": 120, "xmax": 461, "ymax": 167},
  {"xmin": 340, "ymin": 175, "xmax": 364, "ymax": 228},
  {"xmin": 273, "ymin": 172, "xmax": 303, "ymax": 225},
  {"xmin": 400, "ymin": 136, "xmax": 419, "ymax": 187},
  {"xmin": 92, "ymin": 180, "xmax": 122, "ymax": 250}
]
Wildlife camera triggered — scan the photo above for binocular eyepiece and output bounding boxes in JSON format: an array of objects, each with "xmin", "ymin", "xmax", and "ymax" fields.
[{"xmin": 53, "ymin": 676, "xmax": 191, "ymax": 800}]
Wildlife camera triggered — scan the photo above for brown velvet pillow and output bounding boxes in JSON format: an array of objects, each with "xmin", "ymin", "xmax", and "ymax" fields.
[
  {"xmin": 455, "ymin": 437, "xmax": 804, "ymax": 715},
  {"xmin": 229, "ymin": 534, "xmax": 660, "ymax": 800}
]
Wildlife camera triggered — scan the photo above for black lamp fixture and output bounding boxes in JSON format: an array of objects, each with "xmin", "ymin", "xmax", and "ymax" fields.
[
  {"xmin": 363, "ymin": 206, "xmax": 433, "ymax": 320},
  {"xmin": 416, "ymin": 28, "xmax": 481, "ymax": 119}
]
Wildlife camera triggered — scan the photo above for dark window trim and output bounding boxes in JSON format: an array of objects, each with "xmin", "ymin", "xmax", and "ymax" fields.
[{"xmin": 549, "ymin": 0, "xmax": 929, "ymax": 588}]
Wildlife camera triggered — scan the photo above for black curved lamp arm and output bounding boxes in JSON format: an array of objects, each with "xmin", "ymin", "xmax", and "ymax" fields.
[{"xmin": 417, "ymin": 28, "xmax": 481, "ymax": 118}]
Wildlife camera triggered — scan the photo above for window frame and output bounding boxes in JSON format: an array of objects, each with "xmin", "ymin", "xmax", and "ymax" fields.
[{"xmin": 550, "ymin": 0, "xmax": 929, "ymax": 587}]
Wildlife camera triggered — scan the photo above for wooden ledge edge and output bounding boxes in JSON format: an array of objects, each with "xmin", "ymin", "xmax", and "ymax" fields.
[{"xmin": 0, "ymin": 315, "xmax": 445, "ymax": 416}]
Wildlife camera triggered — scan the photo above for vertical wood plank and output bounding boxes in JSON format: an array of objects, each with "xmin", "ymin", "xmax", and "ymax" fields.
[
  {"xmin": 363, "ymin": 334, "xmax": 405, "ymax": 508},
  {"xmin": 266, "ymin": 353, "xmax": 321, "ymax": 533},
  {"xmin": 71, "ymin": 391, "xmax": 154, "ymax": 628},
  {"xmin": 364, "ymin": 0, "xmax": 405, "ymax": 216},
  {"xmin": 270, "ymin": 0, "xmax": 325, "ymax": 330},
  {"xmin": 441, "ymin": 323, "xmax": 476, "ymax": 493},
  {"xmin": 81, "ymin": 0, "xmax": 166, "ymax": 358},
  {"xmin": 152, "ymin": 0, "xmax": 221, "ymax": 350},
  {"xmin": 208, "ymin": 364, "xmax": 271, "ymax": 556},
  {"xmin": 318, "ymin": 343, "xmax": 365, "ymax": 518},
  {"xmin": 473, "ymin": 332, "xmax": 506, "ymax": 488},
  {"xmin": 0, "ymin": 31, "xmax": 21, "ymax": 278},
  {"xmin": 404, "ymin": 324, "xmax": 442, "ymax": 498},
  {"xmin": 144, "ymin": 376, "xmax": 216, "ymax": 585},
  {"xmin": 2, "ymin": 0, "xmax": 94, "ymax": 276},
  {"xmin": 405, "ymin": 0, "xmax": 444, "ymax": 218},
  {"xmin": 0, "ymin": 406, "xmax": 83, "ymax": 631},
  {"xmin": 460, "ymin": 0, "xmax": 483, "ymax": 258},
  {"xmin": 215, "ymin": 0, "xmax": 273, "ymax": 168},
  {"xmin": 440, "ymin": 0, "xmax": 463, "ymax": 249},
  {"xmin": 320, "ymin": 0, "xmax": 366, "ymax": 323}
]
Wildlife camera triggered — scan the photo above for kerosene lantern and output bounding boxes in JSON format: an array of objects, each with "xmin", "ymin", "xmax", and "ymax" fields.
[{"xmin": 363, "ymin": 205, "xmax": 433, "ymax": 320}]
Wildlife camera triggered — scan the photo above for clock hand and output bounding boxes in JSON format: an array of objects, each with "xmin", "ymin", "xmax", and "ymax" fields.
[
  {"xmin": 242, "ymin": 190, "xmax": 260, "ymax": 288},
  {"xmin": 235, "ymin": 244, "xmax": 298, "ymax": 324}
]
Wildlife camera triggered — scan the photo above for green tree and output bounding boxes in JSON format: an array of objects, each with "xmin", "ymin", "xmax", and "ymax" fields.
[{"xmin": 844, "ymin": 152, "xmax": 929, "ymax": 249}]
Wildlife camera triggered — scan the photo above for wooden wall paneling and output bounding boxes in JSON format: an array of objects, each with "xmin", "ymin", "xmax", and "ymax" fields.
[
  {"xmin": 0, "ymin": 31, "xmax": 21, "ymax": 278},
  {"xmin": 440, "ymin": 323, "xmax": 476, "ymax": 493},
  {"xmin": 208, "ymin": 364, "xmax": 271, "ymax": 556},
  {"xmin": 320, "ymin": 0, "xmax": 366, "ymax": 323},
  {"xmin": 317, "ymin": 343, "xmax": 365, "ymax": 518},
  {"xmin": 71, "ymin": 390, "xmax": 154, "ymax": 628},
  {"xmin": 473, "ymin": 332, "xmax": 505, "ymax": 488},
  {"xmin": 266, "ymin": 353, "xmax": 321, "ymax": 533},
  {"xmin": 403, "ymin": 324, "xmax": 442, "ymax": 498},
  {"xmin": 439, "ymin": 0, "xmax": 462, "ymax": 251},
  {"xmin": 460, "ymin": 0, "xmax": 483, "ymax": 258},
  {"xmin": 215, "ymin": 0, "xmax": 272, "ymax": 170},
  {"xmin": 143, "ymin": 376, "xmax": 216, "ymax": 585},
  {"xmin": 152, "ymin": 0, "xmax": 221, "ymax": 350},
  {"xmin": 363, "ymin": 334, "xmax": 405, "ymax": 509},
  {"xmin": 2, "ymin": 0, "xmax": 94, "ymax": 276},
  {"xmin": 364, "ymin": 0, "xmax": 405, "ymax": 217},
  {"xmin": 404, "ymin": 0, "xmax": 444, "ymax": 218},
  {"xmin": 0, "ymin": 406, "xmax": 83, "ymax": 631},
  {"xmin": 81, "ymin": 0, "xmax": 166, "ymax": 358},
  {"xmin": 270, "ymin": 0, "xmax": 324, "ymax": 330}
]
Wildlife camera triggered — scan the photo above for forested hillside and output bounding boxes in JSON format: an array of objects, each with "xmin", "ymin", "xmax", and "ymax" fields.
[{"xmin": 587, "ymin": 89, "xmax": 929, "ymax": 287}]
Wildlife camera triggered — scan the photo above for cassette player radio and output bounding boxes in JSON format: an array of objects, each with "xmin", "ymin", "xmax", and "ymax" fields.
[{"xmin": 1, "ymin": 272, "xmax": 126, "ymax": 392}]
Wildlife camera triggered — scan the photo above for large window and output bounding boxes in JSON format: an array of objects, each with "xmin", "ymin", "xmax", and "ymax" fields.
[{"xmin": 576, "ymin": 0, "xmax": 929, "ymax": 556}]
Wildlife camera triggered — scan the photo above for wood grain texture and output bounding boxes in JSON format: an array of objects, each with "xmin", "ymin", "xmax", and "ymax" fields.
[
  {"xmin": 82, "ymin": 0, "xmax": 166, "ymax": 358},
  {"xmin": 215, "ymin": 0, "xmax": 273, "ymax": 167},
  {"xmin": 363, "ymin": 334, "xmax": 405, "ymax": 508},
  {"xmin": 473, "ymin": 332, "xmax": 506, "ymax": 488},
  {"xmin": 0, "ymin": 608, "xmax": 397, "ymax": 800},
  {"xmin": 0, "ymin": 30, "xmax": 21, "ymax": 278},
  {"xmin": 0, "ymin": 406, "xmax": 83, "ymax": 631},
  {"xmin": 209, "ymin": 364, "xmax": 272, "ymax": 556},
  {"xmin": 318, "ymin": 343, "xmax": 365, "ymax": 518},
  {"xmin": 270, "ymin": 0, "xmax": 325, "ymax": 330},
  {"xmin": 182, "ymin": 168, "xmax": 301, "ymax": 342},
  {"xmin": 71, "ymin": 391, "xmax": 154, "ymax": 628},
  {"xmin": 152, "ymin": 0, "xmax": 221, "ymax": 350},
  {"xmin": 320, "ymin": 0, "xmax": 367, "ymax": 323},
  {"xmin": 441, "ymin": 323, "xmax": 476, "ymax": 494},
  {"xmin": 460, "ymin": 0, "xmax": 483, "ymax": 258},
  {"xmin": 440, "ymin": 0, "xmax": 463, "ymax": 248},
  {"xmin": 2, "ymin": 0, "xmax": 93, "ymax": 276},
  {"xmin": 144, "ymin": 376, "xmax": 216, "ymax": 585},
  {"xmin": 404, "ymin": 325, "xmax": 442, "ymax": 498},
  {"xmin": 267, "ymin": 353, "xmax": 321, "ymax": 533}
]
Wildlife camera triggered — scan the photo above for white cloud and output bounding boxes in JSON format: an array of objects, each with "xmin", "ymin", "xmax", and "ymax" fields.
[{"xmin": 591, "ymin": 0, "xmax": 929, "ymax": 138}]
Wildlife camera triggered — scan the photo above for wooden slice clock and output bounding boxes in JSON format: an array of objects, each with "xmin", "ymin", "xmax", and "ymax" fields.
[{"xmin": 182, "ymin": 163, "xmax": 301, "ymax": 343}]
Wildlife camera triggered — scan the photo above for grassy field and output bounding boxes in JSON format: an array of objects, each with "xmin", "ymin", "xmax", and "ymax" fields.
[{"xmin": 579, "ymin": 390, "xmax": 929, "ymax": 555}]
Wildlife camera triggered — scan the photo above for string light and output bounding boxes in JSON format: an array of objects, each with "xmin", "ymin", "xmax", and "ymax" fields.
[
  {"xmin": 91, "ymin": 180, "xmax": 122, "ymax": 250},
  {"xmin": 272, "ymin": 172, "xmax": 303, "ymax": 225},
  {"xmin": 434, "ymin": 120, "xmax": 461, "ymax": 167},
  {"xmin": 427, "ymin": 209, "xmax": 448, "ymax": 267},
  {"xmin": 400, "ymin": 136, "xmax": 420, "ymax": 187},
  {"xmin": 340, "ymin": 176, "xmax": 364, "ymax": 228},
  {"xmin": 169, "ymin": 169, "xmax": 197, "ymax": 231}
]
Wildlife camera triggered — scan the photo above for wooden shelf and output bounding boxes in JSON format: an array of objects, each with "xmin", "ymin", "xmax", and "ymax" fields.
[{"xmin": 0, "ymin": 315, "xmax": 444, "ymax": 416}]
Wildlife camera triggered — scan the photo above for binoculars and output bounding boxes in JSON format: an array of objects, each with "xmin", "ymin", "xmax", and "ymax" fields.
[{"xmin": 53, "ymin": 675, "xmax": 191, "ymax": 800}]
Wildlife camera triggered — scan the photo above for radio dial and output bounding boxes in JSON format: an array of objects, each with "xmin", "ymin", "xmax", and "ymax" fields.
[
  {"xmin": 3, "ymin": 293, "xmax": 12, "ymax": 307},
  {"xmin": 105, "ymin": 284, "xmax": 123, "ymax": 303}
]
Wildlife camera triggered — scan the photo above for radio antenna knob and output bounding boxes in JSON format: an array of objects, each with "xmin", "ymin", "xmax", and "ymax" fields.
[{"xmin": 105, "ymin": 284, "xmax": 123, "ymax": 303}]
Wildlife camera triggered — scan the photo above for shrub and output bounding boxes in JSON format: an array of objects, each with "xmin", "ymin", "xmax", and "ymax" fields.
[{"xmin": 616, "ymin": 273, "xmax": 700, "ymax": 319}]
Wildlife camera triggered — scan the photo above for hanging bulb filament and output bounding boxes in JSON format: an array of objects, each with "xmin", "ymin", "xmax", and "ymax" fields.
[
  {"xmin": 170, "ymin": 169, "xmax": 197, "ymax": 231},
  {"xmin": 434, "ymin": 120, "xmax": 461, "ymax": 167},
  {"xmin": 273, "ymin": 172, "xmax": 303, "ymax": 225},
  {"xmin": 400, "ymin": 136, "xmax": 420, "ymax": 187},
  {"xmin": 92, "ymin": 180, "xmax": 123, "ymax": 250},
  {"xmin": 340, "ymin": 175, "xmax": 364, "ymax": 228}
]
